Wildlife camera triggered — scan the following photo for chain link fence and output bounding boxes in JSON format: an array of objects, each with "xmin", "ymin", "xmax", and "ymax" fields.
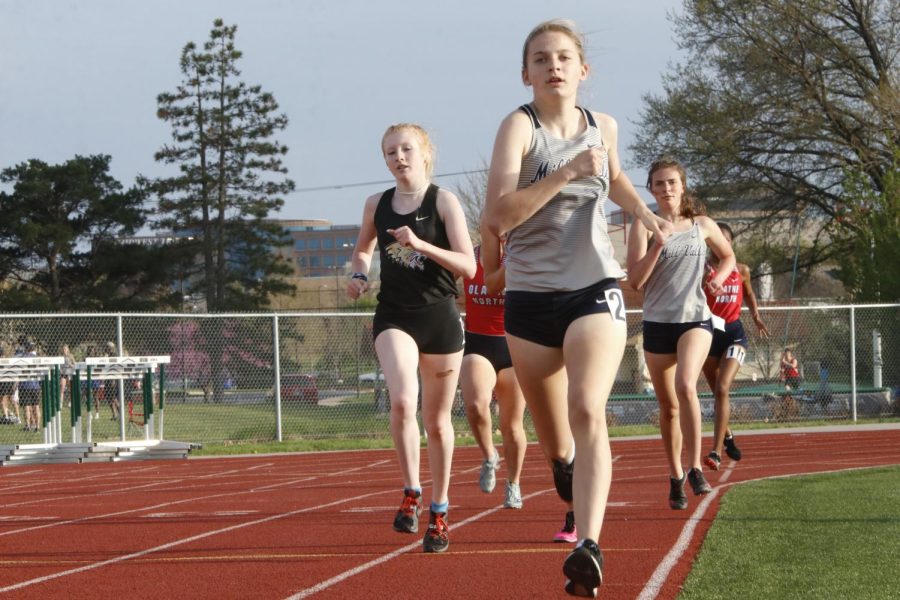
[{"xmin": 0, "ymin": 304, "xmax": 897, "ymax": 446}]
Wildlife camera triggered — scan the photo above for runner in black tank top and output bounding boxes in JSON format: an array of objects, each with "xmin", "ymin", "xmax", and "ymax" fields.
[
  {"xmin": 375, "ymin": 184, "xmax": 458, "ymax": 311},
  {"xmin": 346, "ymin": 123, "xmax": 475, "ymax": 555}
]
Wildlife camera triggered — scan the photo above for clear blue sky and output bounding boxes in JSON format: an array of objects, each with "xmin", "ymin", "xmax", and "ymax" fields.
[{"xmin": 0, "ymin": 0, "xmax": 682, "ymax": 225}]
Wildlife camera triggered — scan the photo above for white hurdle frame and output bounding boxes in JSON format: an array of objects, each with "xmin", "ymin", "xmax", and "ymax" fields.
[
  {"xmin": 0, "ymin": 356, "xmax": 65, "ymax": 444},
  {"xmin": 76, "ymin": 356, "xmax": 171, "ymax": 443}
]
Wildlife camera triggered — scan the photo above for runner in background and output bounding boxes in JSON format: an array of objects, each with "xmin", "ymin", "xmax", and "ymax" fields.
[
  {"xmin": 347, "ymin": 123, "xmax": 475, "ymax": 554},
  {"xmin": 627, "ymin": 156, "xmax": 734, "ymax": 512},
  {"xmin": 702, "ymin": 222, "xmax": 770, "ymax": 469},
  {"xmin": 461, "ymin": 241, "xmax": 527, "ymax": 510}
]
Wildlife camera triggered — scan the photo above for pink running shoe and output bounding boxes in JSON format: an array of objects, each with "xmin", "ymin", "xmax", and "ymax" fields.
[{"xmin": 553, "ymin": 510, "xmax": 577, "ymax": 543}]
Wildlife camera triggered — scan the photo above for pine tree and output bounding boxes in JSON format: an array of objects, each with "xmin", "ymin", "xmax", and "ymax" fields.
[{"xmin": 149, "ymin": 19, "xmax": 295, "ymax": 312}]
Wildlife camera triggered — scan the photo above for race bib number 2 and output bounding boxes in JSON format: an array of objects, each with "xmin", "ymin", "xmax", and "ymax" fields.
[{"xmin": 604, "ymin": 288, "xmax": 626, "ymax": 325}]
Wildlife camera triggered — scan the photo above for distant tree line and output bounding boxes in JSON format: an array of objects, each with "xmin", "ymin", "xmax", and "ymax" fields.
[
  {"xmin": 631, "ymin": 0, "xmax": 899, "ymax": 302},
  {"xmin": 0, "ymin": 19, "xmax": 295, "ymax": 312},
  {"xmin": 3, "ymin": 6, "xmax": 898, "ymax": 309}
]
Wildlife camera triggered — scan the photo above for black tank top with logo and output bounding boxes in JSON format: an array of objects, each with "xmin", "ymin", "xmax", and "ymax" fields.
[{"xmin": 374, "ymin": 184, "xmax": 458, "ymax": 310}]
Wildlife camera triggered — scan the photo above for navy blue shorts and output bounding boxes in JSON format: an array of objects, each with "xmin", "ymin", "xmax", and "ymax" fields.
[
  {"xmin": 373, "ymin": 298, "xmax": 464, "ymax": 354},
  {"xmin": 464, "ymin": 331, "xmax": 513, "ymax": 373},
  {"xmin": 709, "ymin": 319, "xmax": 749, "ymax": 358},
  {"xmin": 642, "ymin": 319, "xmax": 713, "ymax": 355},
  {"xmin": 504, "ymin": 279, "xmax": 626, "ymax": 348}
]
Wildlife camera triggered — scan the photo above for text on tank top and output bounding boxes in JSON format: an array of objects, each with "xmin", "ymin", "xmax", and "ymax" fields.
[
  {"xmin": 464, "ymin": 246, "xmax": 506, "ymax": 336},
  {"xmin": 504, "ymin": 104, "xmax": 625, "ymax": 293},
  {"xmin": 705, "ymin": 265, "xmax": 743, "ymax": 323},
  {"xmin": 374, "ymin": 184, "xmax": 458, "ymax": 310},
  {"xmin": 642, "ymin": 221, "xmax": 711, "ymax": 323}
]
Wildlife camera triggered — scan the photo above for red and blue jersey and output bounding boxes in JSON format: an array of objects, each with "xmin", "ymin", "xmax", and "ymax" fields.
[
  {"xmin": 463, "ymin": 247, "xmax": 505, "ymax": 336},
  {"xmin": 705, "ymin": 265, "xmax": 743, "ymax": 324}
]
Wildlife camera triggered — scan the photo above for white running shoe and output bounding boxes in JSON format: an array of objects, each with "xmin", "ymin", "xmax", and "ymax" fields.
[
  {"xmin": 503, "ymin": 481, "xmax": 523, "ymax": 509},
  {"xmin": 479, "ymin": 450, "xmax": 499, "ymax": 493}
]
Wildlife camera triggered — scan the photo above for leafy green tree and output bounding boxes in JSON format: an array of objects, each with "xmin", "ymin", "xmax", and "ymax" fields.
[
  {"xmin": 0, "ymin": 155, "xmax": 177, "ymax": 311},
  {"xmin": 832, "ymin": 153, "xmax": 900, "ymax": 301},
  {"xmin": 632, "ymin": 0, "xmax": 899, "ymax": 281},
  {"xmin": 147, "ymin": 18, "xmax": 296, "ymax": 312}
]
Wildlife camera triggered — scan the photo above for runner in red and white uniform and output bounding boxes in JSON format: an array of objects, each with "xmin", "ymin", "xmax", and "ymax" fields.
[
  {"xmin": 702, "ymin": 222, "xmax": 770, "ymax": 469},
  {"xmin": 461, "ymin": 244, "xmax": 528, "ymax": 510}
]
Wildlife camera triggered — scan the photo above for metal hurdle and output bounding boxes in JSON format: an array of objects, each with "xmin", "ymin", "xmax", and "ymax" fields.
[
  {"xmin": 73, "ymin": 356, "xmax": 170, "ymax": 443},
  {"xmin": 0, "ymin": 356, "xmax": 64, "ymax": 444}
]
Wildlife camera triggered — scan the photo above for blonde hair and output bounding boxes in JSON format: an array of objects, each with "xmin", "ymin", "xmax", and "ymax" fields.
[
  {"xmin": 381, "ymin": 123, "xmax": 436, "ymax": 178},
  {"xmin": 521, "ymin": 19, "xmax": 586, "ymax": 71}
]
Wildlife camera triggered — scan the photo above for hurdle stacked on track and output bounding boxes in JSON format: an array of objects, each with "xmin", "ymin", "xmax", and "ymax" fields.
[
  {"xmin": 72, "ymin": 356, "xmax": 170, "ymax": 443},
  {"xmin": 0, "ymin": 356, "xmax": 65, "ymax": 444}
]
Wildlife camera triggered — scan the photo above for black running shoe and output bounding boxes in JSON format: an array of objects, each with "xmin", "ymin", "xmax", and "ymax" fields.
[
  {"xmin": 552, "ymin": 458, "xmax": 574, "ymax": 503},
  {"xmin": 563, "ymin": 538, "xmax": 603, "ymax": 597},
  {"xmin": 704, "ymin": 451, "xmax": 721, "ymax": 471},
  {"xmin": 687, "ymin": 468, "xmax": 712, "ymax": 495},
  {"xmin": 669, "ymin": 472, "xmax": 687, "ymax": 510},
  {"xmin": 724, "ymin": 433, "xmax": 742, "ymax": 461},
  {"xmin": 392, "ymin": 489, "xmax": 421, "ymax": 533},
  {"xmin": 422, "ymin": 511, "xmax": 449, "ymax": 553}
]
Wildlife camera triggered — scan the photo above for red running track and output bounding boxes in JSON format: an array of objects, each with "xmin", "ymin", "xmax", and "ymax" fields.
[{"xmin": 1, "ymin": 425, "xmax": 898, "ymax": 599}]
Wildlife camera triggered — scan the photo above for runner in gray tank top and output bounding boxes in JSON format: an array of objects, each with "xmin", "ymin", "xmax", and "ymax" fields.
[
  {"xmin": 505, "ymin": 104, "xmax": 624, "ymax": 292},
  {"xmin": 642, "ymin": 221, "xmax": 710, "ymax": 324},
  {"xmin": 481, "ymin": 19, "xmax": 673, "ymax": 598},
  {"xmin": 626, "ymin": 156, "xmax": 735, "ymax": 512}
]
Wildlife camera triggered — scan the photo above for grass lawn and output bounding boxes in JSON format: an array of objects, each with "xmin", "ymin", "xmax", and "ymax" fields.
[{"xmin": 680, "ymin": 466, "xmax": 900, "ymax": 600}]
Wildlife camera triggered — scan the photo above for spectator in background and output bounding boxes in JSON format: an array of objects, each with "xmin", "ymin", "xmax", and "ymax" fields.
[
  {"xmin": 60, "ymin": 344, "xmax": 76, "ymax": 409},
  {"xmin": 104, "ymin": 342, "xmax": 121, "ymax": 421},
  {"xmin": 85, "ymin": 345, "xmax": 104, "ymax": 420},
  {"xmin": 0, "ymin": 342, "xmax": 20, "ymax": 425},
  {"xmin": 16, "ymin": 340, "xmax": 41, "ymax": 432},
  {"xmin": 781, "ymin": 348, "xmax": 801, "ymax": 390}
]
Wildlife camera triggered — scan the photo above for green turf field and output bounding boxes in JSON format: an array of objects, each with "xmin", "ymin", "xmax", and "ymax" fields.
[{"xmin": 680, "ymin": 465, "xmax": 900, "ymax": 600}]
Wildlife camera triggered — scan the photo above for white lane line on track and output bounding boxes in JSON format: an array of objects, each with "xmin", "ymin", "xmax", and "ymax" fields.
[
  {"xmin": 284, "ymin": 487, "xmax": 557, "ymax": 600},
  {"xmin": 287, "ymin": 456, "xmax": 621, "ymax": 598},
  {"xmin": 0, "ymin": 456, "xmax": 405, "ymax": 590},
  {"xmin": 637, "ymin": 463, "xmax": 897, "ymax": 600},
  {"xmin": 636, "ymin": 487, "xmax": 720, "ymax": 600},
  {"xmin": 0, "ymin": 466, "xmax": 160, "ymax": 494},
  {"xmin": 251, "ymin": 459, "xmax": 391, "ymax": 492},
  {"xmin": 0, "ymin": 488, "xmax": 394, "ymax": 594},
  {"xmin": 252, "ymin": 477, "xmax": 317, "ymax": 491},
  {"xmin": 246, "ymin": 463, "xmax": 275, "ymax": 471},
  {"xmin": 0, "ymin": 462, "xmax": 284, "ymax": 531},
  {"xmin": 0, "ymin": 469, "xmax": 43, "ymax": 477}
]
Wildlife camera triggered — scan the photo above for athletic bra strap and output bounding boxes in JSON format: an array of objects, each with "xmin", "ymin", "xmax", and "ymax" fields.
[
  {"xmin": 519, "ymin": 104, "xmax": 541, "ymax": 129},
  {"xmin": 580, "ymin": 106, "xmax": 597, "ymax": 128}
]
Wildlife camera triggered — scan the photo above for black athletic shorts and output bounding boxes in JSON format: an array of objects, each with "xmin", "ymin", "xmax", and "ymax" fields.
[
  {"xmin": 709, "ymin": 319, "xmax": 749, "ymax": 358},
  {"xmin": 464, "ymin": 331, "xmax": 513, "ymax": 373},
  {"xmin": 504, "ymin": 278, "xmax": 626, "ymax": 348},
  {"xmin": 373, "ymin": 298, "xmax": 464, "ymax": 354},
  {"xmin": 642, "ymin": 319, "xmax": 713, "ymax": 355}
]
